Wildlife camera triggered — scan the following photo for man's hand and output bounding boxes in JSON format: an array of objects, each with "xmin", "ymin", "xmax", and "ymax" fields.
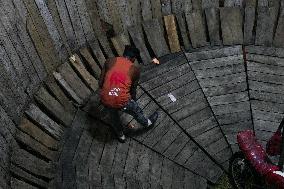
[{"xmin": 152, "ymin": 58, "xmax": 160, "ymax": 65}]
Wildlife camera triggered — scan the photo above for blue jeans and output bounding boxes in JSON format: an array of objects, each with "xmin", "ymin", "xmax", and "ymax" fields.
[{"xmin": 107, "ymin": 99, "xmax": 148, "ymax": 136}]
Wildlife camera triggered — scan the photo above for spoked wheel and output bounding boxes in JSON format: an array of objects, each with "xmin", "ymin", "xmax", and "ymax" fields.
[{"xmin": 229, "ymin": 152, "xmax": 259, "ymax": 189}]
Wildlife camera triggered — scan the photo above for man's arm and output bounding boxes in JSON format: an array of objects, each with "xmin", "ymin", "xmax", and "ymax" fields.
[{"xmin": 130, "ymin": 66, "xmax": 141, "ymax": 101}]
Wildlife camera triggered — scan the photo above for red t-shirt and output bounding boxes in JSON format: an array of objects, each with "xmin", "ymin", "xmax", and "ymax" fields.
[{"xmin": 100, "ymin": 57, "xmax": 134, "ymax": 108}]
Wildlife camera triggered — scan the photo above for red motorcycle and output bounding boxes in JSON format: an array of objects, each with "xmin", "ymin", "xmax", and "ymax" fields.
[{"xmin": 229, "ymin": 119, "xmax": 284, "ymax": 188}]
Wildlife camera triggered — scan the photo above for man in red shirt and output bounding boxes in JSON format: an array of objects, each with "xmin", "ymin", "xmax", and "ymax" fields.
[{"xmin": 99, "ymin": 45, "xmax": 158, "ymax": 143}]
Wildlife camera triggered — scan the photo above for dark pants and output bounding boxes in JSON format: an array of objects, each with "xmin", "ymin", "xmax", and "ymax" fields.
[{"xmin": 107, "ymin": 99, "xmax": 148, "ymax": 136}]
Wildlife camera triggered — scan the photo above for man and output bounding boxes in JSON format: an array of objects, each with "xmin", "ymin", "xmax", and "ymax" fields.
[{"xmin": 99, "ymin": 45, "xmax": 158, "ymax": 143}]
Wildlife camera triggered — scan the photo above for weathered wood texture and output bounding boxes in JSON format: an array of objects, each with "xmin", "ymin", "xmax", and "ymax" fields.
[
  {"xmin": 220, "ymin": 7, "xmax": 243, "ymax": 45},
  {"xmin": 163, "ymin": 15, "xmax": 181, "ymax": 53},
  {"xmin": 143, "ymin": 19, "xmax": 170, "ymax": 57}
]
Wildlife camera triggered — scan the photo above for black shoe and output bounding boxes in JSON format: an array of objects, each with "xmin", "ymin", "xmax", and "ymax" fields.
[
  {"xmin": 147, "ymin": 111, "xmax": 158, "ymax": 128},
  {"xmin": 117, "ymin": 133, "xmax": 126, "ymax": 143}
]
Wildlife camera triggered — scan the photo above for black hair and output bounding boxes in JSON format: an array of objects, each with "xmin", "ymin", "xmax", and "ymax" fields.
[{"xmin": 123, "ymin": 45, "xmax": 140, "ymax": 59}]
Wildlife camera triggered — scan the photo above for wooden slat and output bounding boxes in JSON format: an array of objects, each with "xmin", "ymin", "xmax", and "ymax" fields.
[
  {"xmin": 34, "ymin": 0, "xmax": 68, "ymax": 61},
  {"xmin": 202, "ymin": 0, "xmax": 219, "ymax": 9},
  {"xmin": 141, "ymin": 0, "xmax": 153, "ymax": 21},
  {"xmin": 79, "ymin": 47, "xmax": 101, "ymax": 79},
  {"xmin": 58, "ymin": 62, "xmax": 91, "ymax": 102},
  {"xmin": 111, "ymin": 34, "xmax": 130, "ymax": 56},
  {"xmin": 161, "ymin": 0, "xmax": 172, "ymax": 15},
  {"xmin": 84, "ymin": 0, "xmax": 114, "ymax": 57},
  {"xmin": 150, "ymin": 0, "xmax": 163, "ymax": 25},
  {"xmin": 107, "ymin": 0, "xmax": 124, "ymax": 34},
  {"xmin": 175, "ymin": 13, "xmax": 191, "ymax": 50},
  {"xmin": 128, "ymin": 0, "xmax": 142, "ymax": 25},
  {"xmin": 69, "ymin": 54, "xmax": 98, "ymax": 91},
  {"xmin": 163, "ymin": 15, "xmax": 181, "ymax": 53},
  {"xmin": 220, "ymin": 7, "xmax": 243, "ymax": 45},
  {"xmin": 244, "ymin": 6, "xmax": 256, "ymax": 45},
  {"xmin": 143, "ymin": 19, "xmax": 170, "ymax": 57},
  {"xmin": 64, "ymin": 0, "xmax": 86, "ymax": 47},
  {"xmin": 255, "ymin": 6, "xmax": 278, "ymax": 46},
  {"xmin": 19, "ymin": 118, "xmax": 58, "ymax": 150},
  {"xmin": 23, "ymin": 0, "xmax": 61, "ymax": 68},
  {"xmin": 53, "ymin": 72, "xmax": 83, "ymax": 104},
  {"xmin": 273, "ymin": 9, "xmax": 284, "ymax": 48},
  {"xmin": 34, "ymin": 87, "xmax": 73, "ymax": 126},
  {"xmin": 205, "ymin": 7, "xmax": 221, "ymax": 46},
  {"xmin": 128, "ymin": 25, "xmax": 152, "ymax": 64},
  {"xmin": 185, "ymin": 10, "xmax": 208, "ymax": 48},
  {"xmin": 25, "ymin": 104, "xmax": 64, "ymax": 140}
]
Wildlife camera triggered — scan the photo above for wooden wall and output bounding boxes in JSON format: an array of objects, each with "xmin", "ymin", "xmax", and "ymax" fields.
[{"xmin": 0, "ymin": 0, "xmax": 284, "ymax": 188}]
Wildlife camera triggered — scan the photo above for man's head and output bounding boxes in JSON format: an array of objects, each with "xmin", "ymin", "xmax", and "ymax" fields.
[{"xmin": 123, "ymin": 45, "xmax": 140, "ymax": 63}]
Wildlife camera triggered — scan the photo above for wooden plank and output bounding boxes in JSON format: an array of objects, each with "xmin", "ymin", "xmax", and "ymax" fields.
[
  {"xmin": 187, "ymin": 116, "xmax": 218, "ymax": 138},
  {"xmin": 198, "ymin": 72, "xmax": 247, "ymax": 88},
  {"xmin": 179, "ymin": 107, "xmax": 213, "ymax": 127},
  {"xmin": 1, "ymin": 0, "xmax": 47, "ymax": 82},
  {"xmin": 273, "ymin": 9, "xmax": 284, "ymax": 48},
  {"xmin": 136, "ymin": 147, "xmax": 151, "ymax": 188},
  {"xmin": 150, "ymin": 72, "xmax": 196, "ymax": 102},
  {"xmin": 46, "ymin": 0, "xmax": 71, "ymax": 53},
  {"xmin": 212, "ymin": 101, "xmax": 251, "ymax": 115},
  {"xmin": 176, "ymin": 13, "xmax": 191, "ymax": 50},
  {"xmin": 161, "ymin": 0, "xmax": 171, "ymax": 15},
  {"xmin": 160, "ymin": 158, "xmax": 173, "ymax": 188},
  {"xmin": 247, "ymin": 62, "xmax": 284, "ymax": 76},
  {"xmin": 69, "ymin": 54, "xmax": 98, "ymax": 91},
  {"xmin": 107, "ymin": 0, "xmax": 124, "ymax": 34},
  {"xmin": 184, "ymin": 172, "xmax": 207, "ymax": 189},
  {"xmin": 191, "ymin": 0, "xmax": 202, "ymax": 10},
  {"xmin": 174, "ymin": 140, "xmax": 198, "ymax": 165},
  {"xmin": 53, "ymin": 0, "xmax": 77, "ymax": 49},
  {"xmin": 245, "ymin": 45, "xmax": 284, "ymax": 57},
  {"xmin": 11, "ymin": 148, "xmax": 53, "ymax": 179},
  {"xmin": 111, "ymin": 34, "xmax": 130, "ymax": 56},
  {"xmin": 163, "ymin": 132, "xmax": 190, "ymax": 159},
  {"xmin": 149, "ymin": 151, "xmax": 163, "ymax": 187},
  {"xmin": 255, "ymin": 6, "xmax": 278, "ymax": 46},
  {"xmin": 96, "ymin": 0, "xmax": 112, "ymax": 24},
  {"xmin": 84, "ymin": 0, "xmax": 114, "ymax": 58},
  {"xmin": 185, "ymin": 46, "xmax": 242, "ymax": 61},
  {"xmin": 34, "ymin": 0, "xmax": 68, "ymax": 61},
  {"xmin": 190, "ymin": 55, "xmax": 243, "ymax": 70},
  {"xmin": 19, "ymin": 118, "xmax": 58, "ymax": 150},
  {"xmin": 185, "ymin": 10, "xmax": 208, "ymax": 48},
  {"xmin": 26, "ymin": 15, "xmax": 57, "ymax": 74},
  {"xmin": 34, "ymin": 87, "xmax": 73, "ymax": 126},
  {"xmin": 207, "ymin": 91, "xmax": 249, "ymax": 106},
  {"xmin": 64, "ymin": 0, "xmax": 86, "ymax": 47},
  {"xmin": 143, "ymin": 19, "xmax": 170, "ymax": 57},
  {"xmin": 53, "ymin": 72, "xmax": 83, "ymax": 104},
  {"xmin": 128, "ymin": 0, "xmax": 142, "ymax": 25},
  {"xmin": 194, "ymin": 63, "xmax": 245, "ymax": 79},
  {"xmin": 205, "ymin": 7, "xmax": 221, "ymax": 46},
  {"xmin": 244, "ymin": 6, "xmax": 256, "ymax": 45},
  {"xmin": 251, "ymin": 100, "xmax": 284, "ymax": 114},
  {"xmin": 124, "ymin": 140, "xmax": 140, "ymax": 177},
  {"xmin": 15, "ymin": 128, "xmax": 56, "ymax": 160},
  {"xmin": 153, "ymin": 126, "xmax": 182, "ymax": 154},
  {"xmin": 203, "ymin": 81, "xmax": 247, "ymax": 97},
  {"xmin": 253, "ymin": 119, "xmax": 279, "ymax": 132},
  {"xmin": 216, "ymin": 110, "xmax": 252, "ymax": 125},
  {"xmin": 246, "ymin": 54, "xmax": 284, "ymax": 68},
  {"xmin": 248, "ymin": 71, "xmax": 284, "ymax": 85},
  {"xmin": 142, "ymin": 63, "xmax": 190, "ymax": 90},
  {"xmin": 25, "ymin": 104, "xmax": 64, "ymax": 140},
  {"xmin": 128, "ymin": 25, "xmax": 152, "ymax": 64},
  {"xmin": 163, "ymin": 15, "xmax": 181, "ymax": 53},
  {"xmin": 151, "ymin": 0, "xmax": 163, "ymax": 25},
  {"xmin": 23, "ymin": 0, "xmax": 61, "ymax": 68},
  {"xmin": 141, "ymin": 0, "xmax": 153, "ymax": 21},
  {"xmin": 252, "ymin": 109, "xmax": 284, "ymax": 123},
  {"xmin": 45, "ymin": 77, "xmax": 76, "ymax": 114},
  {"xmin": 220, "ymin": 7, "xmax": 243, "ymax": 45},
  {"xmin": 10, "ymin": 177, "xmax": 38, "ymax": 189},
  {"xmin": 156, "ymin": 79, "xmax": 200, "ymax": 106},
  {"xmin": 79, "ymin": 47, "xmax": 101, "ymax": 79},
  {"xmin": 202, "ymin": 0, "xmax": 219, "ymax": 9},
  {"xmin": 194, "ymin": 127, "xmax": 224, "ymax": 148},
  {"xmin": 58, "ymin": 62, "xmax": 91, "ymax": 102}
]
